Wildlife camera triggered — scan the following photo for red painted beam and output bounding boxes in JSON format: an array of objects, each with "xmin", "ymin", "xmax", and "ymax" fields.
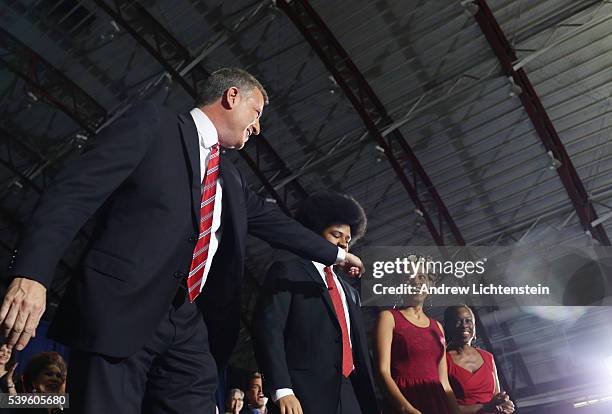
[
  {"xmin": 278, "ymin": 0, "xmax": 465, "ymax": 246},
  {"xmin": 473, "ymin": 0, "xmax": 610, "ymax": 245}
]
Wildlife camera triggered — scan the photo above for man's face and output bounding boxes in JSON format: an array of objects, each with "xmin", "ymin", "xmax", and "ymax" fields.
[
  {"xmin": 247, "ymin": 377, "xmax": 266, "ymax": 408},
  {"xmin": 220, "ymin": 87, "xmax": 264, "ymax": 150},
  {"xmin": 321, "ymin": 224, "xmax": 351, "ymax": 252}
]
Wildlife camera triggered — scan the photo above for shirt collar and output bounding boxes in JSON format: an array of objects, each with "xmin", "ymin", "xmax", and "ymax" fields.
[
  {"xmin": 312, "ymin": 261, "xmax": 334, "ymax": 275},
  {"xmin": 189, "ymin": 107, "xmax": 219, "ymax": 149}
]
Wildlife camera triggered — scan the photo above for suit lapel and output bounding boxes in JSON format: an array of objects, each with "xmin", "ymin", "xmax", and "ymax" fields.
[
  {"xmin": 301, "ymin": 260, "xmax": 340, "ymax": 330},
  {"xmin": 178, "ymin": 113, "xmax": 201, "ymax": 229},
  {"xmin": 337, "ymin": 276, "xmax": 358, "ymax": 305},
  {"xmin": 337, "ymin": 276, "xmax": 359, "ymax": 334},
  {"xmin": 337, "ymin": 276, "xmax": 370, "ymax": 373},
  {"xmin": 219, "ymin": 156, "xmax": 245, "ymax": 257}
]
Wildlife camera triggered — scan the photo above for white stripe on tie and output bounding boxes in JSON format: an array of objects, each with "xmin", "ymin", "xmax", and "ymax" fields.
[
  {"xmin": 202, "ymin": 181, "xmax": 216, "ymax": 193},
  {"xmin": 188, "ymin": 277, "xmax": 203, "ymax": 293},
  {"xmin": 189, "ymin": 261, "xmax": 206, "ymax": 277},
  {"xmin": 201, "ymin": 211, "xmax": 214, "ymax": 223},
  {"xmin": 192, "ymin": 244, "xmax": 209, "ymax": 259},
  {"xmin": 198, "ymin": 227, "xmax": 212, "ymax": 239},
  {"xmin": 201, "ymin": 195, "xmax": 215, "ymax": 208}
]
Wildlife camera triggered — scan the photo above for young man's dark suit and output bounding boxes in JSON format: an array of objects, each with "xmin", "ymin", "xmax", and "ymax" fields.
[
  {"xmin": 9, "ymin": 101, "xmax": 339, "ymax": 413},
  {"xmin": 254, "ymin": 259, "xmax": 379, "ymax": 414}
]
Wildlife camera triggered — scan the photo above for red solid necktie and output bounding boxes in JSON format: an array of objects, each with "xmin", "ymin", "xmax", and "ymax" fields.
[
  {"xmin": 187, "ymin": 144, "xmax": 220, "ymax": 302},
  {"xmin": 324, "ymin": 266, "xmax": 353, "ymax": 377}
]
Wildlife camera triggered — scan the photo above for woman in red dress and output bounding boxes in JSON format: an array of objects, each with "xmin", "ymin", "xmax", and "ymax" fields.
[
  {"xmin": 375, "ymin": 260, "xmax": 460, "ymax": 414},
  {"xmin": 444, "ymin": 305, "xmax": 514, "ymax": 413}
]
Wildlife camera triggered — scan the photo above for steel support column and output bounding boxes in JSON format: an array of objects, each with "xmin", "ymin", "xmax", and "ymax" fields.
[
  {"xmin": 277, "ymin": 0, "xmax": 464, "ymax": 246},
  {"xmin": 472, "ymin": 0, "xmax": 610, "ymax": 245},
  {"xmin": 94, "ymin": 0, "xmax": 307, "ymax": 214}
]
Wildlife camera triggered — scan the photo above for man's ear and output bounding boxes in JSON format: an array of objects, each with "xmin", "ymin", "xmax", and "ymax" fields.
[{"xmin": 222, "ymin": 86, "xmax": 240, "ymax": 109}]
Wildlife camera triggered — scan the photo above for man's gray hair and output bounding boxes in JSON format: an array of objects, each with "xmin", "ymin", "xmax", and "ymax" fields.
[
  {"xmin": 197, "ymin": 67, "xmax": 269, "ymax": 106},
  {"xmin": 229, "ymin": 388, "xmax": 244, "ymax": 399}
]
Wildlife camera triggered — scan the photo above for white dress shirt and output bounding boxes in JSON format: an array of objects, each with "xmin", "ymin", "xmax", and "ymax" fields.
[
  {"xmin": 189, "ymin": 108, "xmax": 223, "ymax": 294},
  {"xmin": 273, "ymin": 262, "xmax": 353, "ymax": 402}
]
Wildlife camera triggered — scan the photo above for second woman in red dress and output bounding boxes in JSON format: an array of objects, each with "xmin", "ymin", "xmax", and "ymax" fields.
[{"xmin": 444, "ymin": 305, "xmax": 515, "ymax": 414}]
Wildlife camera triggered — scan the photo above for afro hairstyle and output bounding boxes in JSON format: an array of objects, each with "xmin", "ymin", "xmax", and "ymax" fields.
[{"xmin": 294, "ymin": 191, "xmax": 367, "ymax": 243}]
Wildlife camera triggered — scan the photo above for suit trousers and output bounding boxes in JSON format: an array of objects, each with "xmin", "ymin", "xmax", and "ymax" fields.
[
  {"xmin": 338, "ymin": 375, "xmax": 362, "ymax": 414},
  {"xmin": 66, "ymin": 287, "xmax": 218, "ymax": 414}
]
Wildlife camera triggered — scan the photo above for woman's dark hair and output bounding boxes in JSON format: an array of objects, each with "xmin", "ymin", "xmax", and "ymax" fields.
[
  {"xmin": 294, "ymin": 191, "xmax": 367, "ymax": 243},
  {"xmin": 443, "ymin": 304, "xmax": 476, "ymax": 341},
  {"xmin": 22, "ymin": 352, "xmax": 67, "ymax": 392}
]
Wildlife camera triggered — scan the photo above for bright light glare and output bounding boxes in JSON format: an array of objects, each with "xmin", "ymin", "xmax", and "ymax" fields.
[{"xmin": 574, "ymin": 395, "xmax": 612, "ymax": 408}]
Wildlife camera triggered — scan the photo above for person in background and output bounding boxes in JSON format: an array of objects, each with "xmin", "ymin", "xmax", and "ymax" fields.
[
  {"xmin": 16, "ymin": 351, "xmax": 67, "ymax": 414},
  {"xmin": 253, "ymin": 192, "xmax": 379, "ymax": 414},
  {"xmin": 21, "ymin": 351, "xmax": 67, "ymax": 394},
  {"xmin": 245, "ymin": 372, "xmax": 268, "ymax": 414},
  {"xmin": 224, "ymin": 388, "xmax": 245, "ymax": 414},
  {"xmin": 375, "ymin": 255, "xmax": 460, "ymax": 414},
  {"xmin": 0, "ymin": 342, "xmax": 18, "ymax": 394},
  {"xmin": 444, "ymin": 305, "xmax": 515, "ymax": 414}
]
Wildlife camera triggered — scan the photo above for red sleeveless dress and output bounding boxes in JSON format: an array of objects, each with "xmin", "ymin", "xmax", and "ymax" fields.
[
  {"xmin": 385, "ymin": 309, "xmax": 452, "ymax": 414},
  {"xmin": 446, "ymin": 348, "xmax": 496, "ymax": 405}
]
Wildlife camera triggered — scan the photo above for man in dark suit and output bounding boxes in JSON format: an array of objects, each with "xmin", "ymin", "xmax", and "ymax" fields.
[
  {"xmin": 0, "ymin": 68, "xmax": 364, "ymax": 413},
  {"xmin": 253, "ymin": 192, "xmax": 379, "ymax": 414}
]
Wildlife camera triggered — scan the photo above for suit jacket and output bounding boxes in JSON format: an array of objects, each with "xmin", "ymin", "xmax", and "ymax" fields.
[
  {"xmin": 253, "ymin": 259, "xmax": 379, "ymax": 413},
  {"xmin": 11, "ymin": 102, "xmax": 338, "ymax": 365}
]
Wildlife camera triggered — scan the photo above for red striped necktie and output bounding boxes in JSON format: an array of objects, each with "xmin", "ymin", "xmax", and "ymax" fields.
[
  {"xmin": 187, "ymin": 143, "xmax": 220, "ymax": 302},
  {"xmin": 324, "ymin": 266, "xmax": 353, "ymax": 377}
]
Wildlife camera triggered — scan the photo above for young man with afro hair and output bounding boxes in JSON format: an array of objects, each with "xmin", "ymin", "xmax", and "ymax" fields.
[{"xmin": 254, "ymin": 192, "xmax": 379, "ymax": 414}]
